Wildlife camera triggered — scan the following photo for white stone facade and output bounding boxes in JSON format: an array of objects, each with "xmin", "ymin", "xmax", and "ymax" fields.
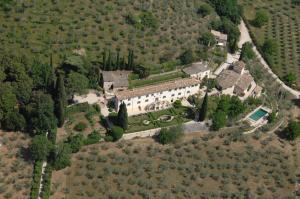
[
  {"xmin": 115, "ymin": 78, "xmax": 201, "ymax": 115},
  {"xmin": 190, "ymin": 70, "xmax": 210, "ymax": 80}
]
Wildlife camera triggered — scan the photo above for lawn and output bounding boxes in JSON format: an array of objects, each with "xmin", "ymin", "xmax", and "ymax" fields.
[
  {"xmin": 129, "ymin": 70, "xmax": 186, "ymax": 88},
  {"xmin": 0, "ymin": 0, "xmax": 217, "ymax": 66},
  {"xmin": 127, "ymin": 106, "xmax": 194, "ymax": 133},
  {"xmin": 50, "ymin": 132, "xmax": 299, "ymax": 198},
  {"xmin": 240, "ymin": 0, "xmax": 300, "ymax": 88},
  {"xmin": 0, "ymin": 131, "xmax": 33, "ymax": 199}
]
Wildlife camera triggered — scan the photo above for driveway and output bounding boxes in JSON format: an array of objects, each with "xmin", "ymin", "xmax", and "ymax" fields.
[{"xmin": 238, "ymin": 20, "xmax": 300, "ymax": 98}]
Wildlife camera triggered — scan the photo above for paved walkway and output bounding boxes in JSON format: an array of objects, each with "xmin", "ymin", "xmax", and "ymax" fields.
[
  {"xmin": 38, "ymin": 161, "xmax": 47, "ymax": 199},
  {"xmin": 238, "ymin": 20, "xmax": 300, "ymax": 99},
  {"xmin": 38, "ymin": 132, "xmax": 49, "ymax": 199}
]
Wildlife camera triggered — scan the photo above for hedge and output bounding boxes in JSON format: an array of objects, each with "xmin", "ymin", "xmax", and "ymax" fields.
[
  {"xmin": 41, "ymin": 164, "xmax": 53, "ymax": 199},
  {"xmin": 30, "ymin": 161, "xmax": 43, "ymax": 199}
]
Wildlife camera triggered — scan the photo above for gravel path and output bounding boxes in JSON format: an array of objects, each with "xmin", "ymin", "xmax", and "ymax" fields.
[{"xmin": 239, "ymin": 20, "xmax": 300, "ymax": 99}]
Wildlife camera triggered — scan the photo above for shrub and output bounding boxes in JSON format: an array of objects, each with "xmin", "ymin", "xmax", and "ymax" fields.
[
  {"xmin": 179, "ymin": 49, "xmax": 194, "ymax": 65},
  {"xmin": 66, "ymin": 134, "xmax": 84, "ymax": 153},
  {"xmin": 84, "ymin": 130, "xmax": 102, "ymax": 145},
  {"xmin": 252, "ymin": 10, "xmax": 269, "ymax": 27},
  {"xmin": 197, "ymin": 4, "xmax": 212, "ymax": 17},
  {"xmin": 199, "ymin": 32, "xmax": 216, "ymax": 47},
  {"xmin": 267, "ymin": 112, "xmax": 276, "ymax": 123},
  {"xmin": 73, "ymin": 122, "xmax": 87, "ymax": 132},
  {"xmin": 240, "ymin": 42, "xmax": 255, "ymax": 61},
  {"xmin": 283, "ymin": 73, "xmax": 297, "ymax": 86},
  {"xmin": 173, "ymin": 100, "xmax": 182, "ymax": 108},
  {"xmin": 110, "ymin": 126, "xmax": 124, "ymax": 141},
  {"xmin": 92, "ymin": 104, "xmax": 101, "ymax": 113},
  {"xmin": 281, "ymin": 121, "xmax": 300, "ymax": 140},
  {"xmin": 158, "ymin": 125, "xmax": 183, "ymax": 144}
]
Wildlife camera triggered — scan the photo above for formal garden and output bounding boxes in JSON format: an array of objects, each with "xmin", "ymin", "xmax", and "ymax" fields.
[
  {"xmin": 49, "ymin": 131, "xmax": 299, "ymax": 199},
  {"xmin": 126, "ymin": 105, "xmax": 194, "ymax": 133},
  {"xmin": 0, "ymin": 131, "xmax": 33, "ymax": 199},
  {"xmin": 240, "ymin": 0, "xmax": 300, "ymax": 89}
]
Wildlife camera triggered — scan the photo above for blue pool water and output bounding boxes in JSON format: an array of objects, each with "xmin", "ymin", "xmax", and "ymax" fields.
[{"xmin": 249, "ymin": 108, "xmax": 268, "ymax": 121}]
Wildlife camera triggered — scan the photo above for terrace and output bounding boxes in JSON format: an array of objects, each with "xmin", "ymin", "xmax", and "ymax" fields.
[{"xmin": 244, "ymin": 106, "xmax": 272, "ymax": 127}]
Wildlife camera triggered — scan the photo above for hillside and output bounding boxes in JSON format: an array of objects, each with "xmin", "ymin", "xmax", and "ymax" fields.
[
  {"xmin": 50, "ymin": 133, "xmax": 298, "ymax": 198},
  {"xmin": 0, "ymin": 0, "xmax": 217, "ymax": 67},
  {"xmin": 240, "ymin": 0, "xmax": 300, "ymax": 88}
]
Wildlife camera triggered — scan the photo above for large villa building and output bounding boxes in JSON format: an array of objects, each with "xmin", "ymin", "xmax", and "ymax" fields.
[
  {"xmin": 115, "ymin": 78, "xmax": 200, "ymax": 115},
  {"xmin": 97, "ymin": 59, "xmax": 262, "ymax": 115}
]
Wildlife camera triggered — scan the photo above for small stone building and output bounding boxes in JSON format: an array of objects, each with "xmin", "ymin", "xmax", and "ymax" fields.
[
  {"xmin": 183, "ymin": 62, "xmax": 211, "ymax": 80},
  {"xmin": 102, "ymin": 70, "xmax": 130, "ymax": 94},
  {"xmin": 211, "ymin": 30, "xmax": 228, "ymax": 47}
]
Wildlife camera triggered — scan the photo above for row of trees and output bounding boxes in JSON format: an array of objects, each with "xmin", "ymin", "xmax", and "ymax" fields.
[{"xmin": 102, "ymin": 49, "xmax": 135, "ymax": 71}]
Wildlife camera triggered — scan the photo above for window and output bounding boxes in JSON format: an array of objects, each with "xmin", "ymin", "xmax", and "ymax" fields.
[
  {"xmin": 178, "ymin": 92, "xmax": 181, "ymax": 95},
  {"xmin": 187, "ymin": 91, "xmax": 190, "ymax": 94},
  {"xmin": 138, "ymin": 96, "xmax": 141, "ymax": 99},
  {"xmin": 127, "ymin": 103, "xmax": 131, "ymax": 106},
  {"xmin": 163, "ymin": 96, "xmax": 166, "ymax": 99},
  {"xmin": 160, "ymin": 92, "xmax": 163, "ymax": 94},
  {"xmin": 137, "ymin": 101, "xmax": 141, "ymax": 104},
  {"xmin": 146, "ymin": 94, "xmax": 149, "ymax": 97},
  {"xmin": 171, "ymin": 94, "xmax": 175, "ymax": 97},
  {"xmin": 145, "ymin": 99, "xmax": 149, "ymax": 102}
]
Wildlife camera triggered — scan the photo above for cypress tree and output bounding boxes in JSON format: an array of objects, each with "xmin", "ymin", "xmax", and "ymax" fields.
[
  {"xmin": 117, "ymin": 102, "xmax": 128, "ymax": 130},
  {"xmin": 199, "ymin": 91, "xmax": 208, "ymax": 122},
  {"xmin": 107, "ymin": 50, "xmax": 112, "ymax": 71},
  {"xmin": 50, "ymin": 53, "xmax": 53, "ymax": 68},
  {"xmin": 131, "ymin": 50, "xmax": 134, "ymax": 70},
  {"xmin": 116, "ymin": 51, "xmax": 120, "ymax": 70},
  {"xmin": 56, "ymin": 72, "xmax": 66, "ymax": 127},
  {"xmin": 120, "ymin": 56, "xmax": 125, "ymax": 70},
  {"xmin": 102, "ymin": 50, "xmax": 107, "ymax": 70},
  {"xmin": 127, "ymin": 50, "xmax": 133, "ymax": 70}
]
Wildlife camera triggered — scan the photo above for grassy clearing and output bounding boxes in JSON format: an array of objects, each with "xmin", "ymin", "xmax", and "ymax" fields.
[
  {"xmin": 0, "ymin": 0, "xmax": 216, "ymax": 66},
  {"xmin": 50, "ymin": 132, "xmax": 299, "ymax": 198},
  {"xmin": 129, "ymin": 70, "xmax": 186, "ymax": 88},
  {"xmin": 240, "ymin": 0, "xmax": 300, "ymax": 88},
  {"xmin": 62, "ymin": 103, "xmax": 106, "ymax": 142},
  {"xmin": 0, "ymin": 131, "xmax": 33, "ymax": 199}
]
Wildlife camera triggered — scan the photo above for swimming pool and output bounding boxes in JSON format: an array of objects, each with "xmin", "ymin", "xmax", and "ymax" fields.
[{"xmin": 249, "ymin": 108, "xmax": 268, "ymax": 121}]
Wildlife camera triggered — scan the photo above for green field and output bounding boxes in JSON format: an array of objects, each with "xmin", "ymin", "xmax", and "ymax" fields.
[
  {"xmin": 0, "ymin": 0, "xmax": 217, "ymax": 66},
  {"xmin": 240, "ymin": 0, "xmax": 300, "ymax": 88}
]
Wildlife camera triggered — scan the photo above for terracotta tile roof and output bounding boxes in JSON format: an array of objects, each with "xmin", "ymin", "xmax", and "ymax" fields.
[
  {"xmin": 216, "ymin": 70, "xmax": 240, "ymax": 89},
  {"xmin": 183, "ymin": 62, "xmax": 210, "ymax": 75},
  {"xmin": 232, "ymin": 61, "xmax": 245, "ymax": 74},
  {"xmin": 116, "ymin": 78, "xmax": 201, "ymax": 100},
  {"xmin": 211, "ymin": 30, "xmax": 228, "ymax": 41},
  {"xmin": 234, "ymin": 73, "xmax": 254, "ymax": 95},
  {"xmin": 102, "ymin": 70, "xmax": 130, "ymax": 87}
]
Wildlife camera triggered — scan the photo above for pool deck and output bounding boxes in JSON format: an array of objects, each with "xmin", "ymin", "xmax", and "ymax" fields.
[{"xmin": 244, "ymin": 106, "xmax": 272, "ymax": 127}]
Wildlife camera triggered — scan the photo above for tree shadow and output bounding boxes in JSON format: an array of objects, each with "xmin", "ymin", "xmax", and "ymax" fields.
[
  {"xmin": 291, "ymin": 99, "xmax": 300, "ymax": 108},
  {"xmin": 19, "ymin": 146, "xmax": 33, "ymax": 163}
]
